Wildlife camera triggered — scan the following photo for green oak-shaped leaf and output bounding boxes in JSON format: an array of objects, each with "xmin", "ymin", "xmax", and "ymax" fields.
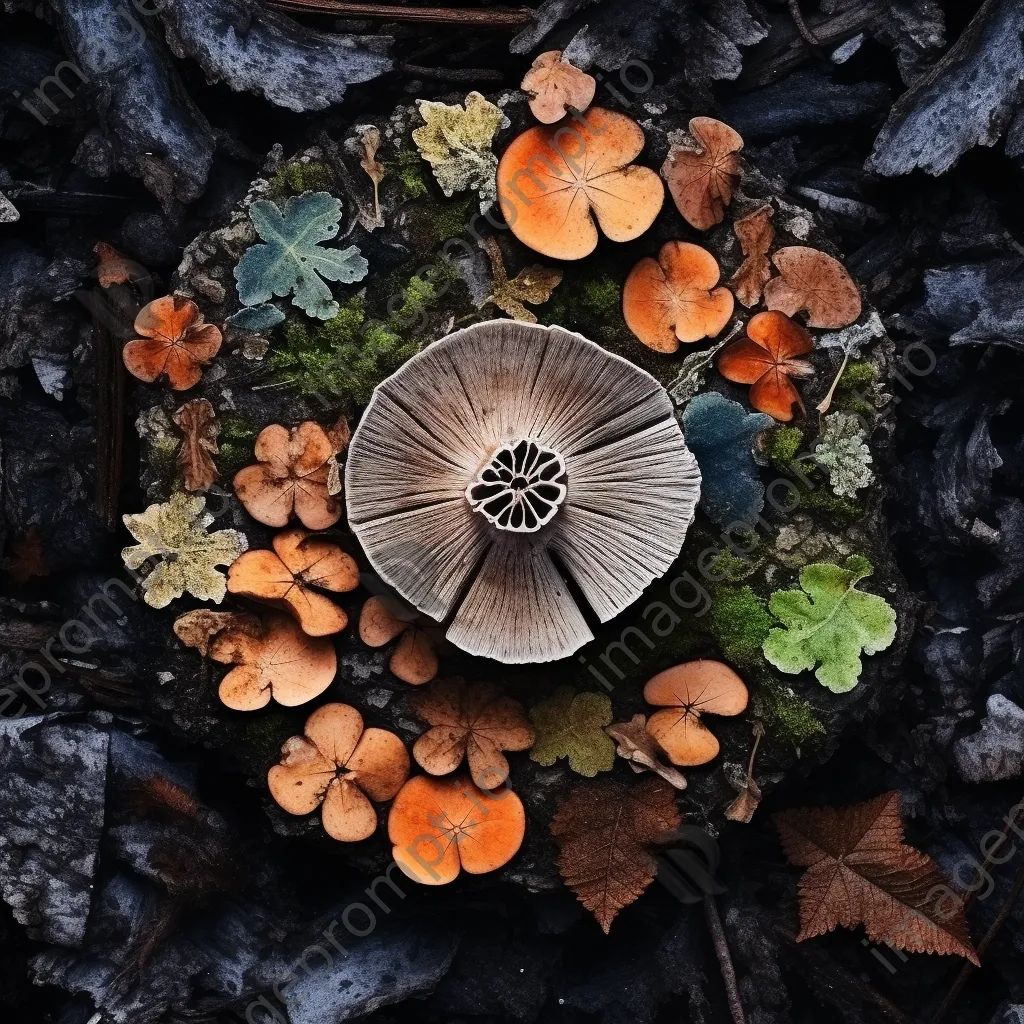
[
  {"xmin": 122, "ymin": 492, "xmax": 248, "ymax": 609},
  {"xmin": 763, "ymin": 555, "xmax": 897, "ymax": 693},
  {"xmin": 529, "ymin": 686, "xmax": 615, "ymax": 776},
  {"xmin": 235, "ymin": 192, "xmax": 368, "ymax": 320}
]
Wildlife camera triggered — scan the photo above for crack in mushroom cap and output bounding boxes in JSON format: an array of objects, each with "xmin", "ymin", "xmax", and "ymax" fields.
[{"xmin": 345, "ymin": 320, "xmax": 702, "ymax": 664}]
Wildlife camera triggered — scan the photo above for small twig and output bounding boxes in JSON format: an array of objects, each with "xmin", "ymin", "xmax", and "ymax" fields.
[
  {"xmin": 266, "ymin": 0, "xmax": 534, "ymax": 26},
  {"xmin": 704, "ymin": 895, "xmax": 746, "ymax": 1024},
  {"xmin": 398, "ymin": 61, "xmax": 505, "ymax": 82},
  {"xmin": 929, "ymin": 835, "xmax": 1024, "ymax": 1024},
  {"xmin": 787, "ymin": 0, "xmax": 821, "ymax": 47}
]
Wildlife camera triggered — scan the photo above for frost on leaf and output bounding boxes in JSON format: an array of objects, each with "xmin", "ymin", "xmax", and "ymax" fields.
[
  {"xmin": 122, "ymin": 492, "xmax": 248, "ymax": 608},
  {"xmin": 813, "ymin": 413, "xmax": 873, "ymax": 498},
  {"xmin": 682, "ymin": 392, "xmax": 772, "ymax": 527},
  {"xmin": 235, "ymin": 192, "xmax": 369, "ymax": 320},
  {"xmin": 551, "ymin": 777, "xmax": 681, "ymax": 933},
  {"xmin": 763, "ymin": 555, "xmax": 897, "ymax": 693},
  {"xmin": 529, "ymin": 686, "xmax": 615, "ymax": 776},
  {"xmin": 775, "ymin": 791, "xmax": 978, "ymax": 963},
  {"xmin": 481, "ymin": 237, "xmax": 562, "ymax": 323},
  {"xmin": 412, "ymin": 91, "xmax": 506, "ymax": 212}
]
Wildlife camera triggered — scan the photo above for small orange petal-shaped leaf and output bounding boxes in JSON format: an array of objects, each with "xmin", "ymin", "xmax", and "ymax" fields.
[
  {"xmin": 122, "ymin": 295, "xmax": 222, "ymax": 390},
  {"xmin": 390, "ymin": 628, "xmax": 439, "ymax": 685},
  {"xmin": 347, "ymin": 727, "xmax": 411, "ymax": 802},
  {"xmin": 623, "ymin": 241, "xmax": 734, "ymax": 352},
  {"xmin": 304, "ymin": 702, "xmax": 365, "ymax": 767},
  {"xmin": 268, "ymin": 735, "xmax": 336, "ymax": 815},
  {"xmin": 521, "ymin": 50, "xmax": 597, "ymax": 124},
  {"xmin": 358, "ymin": 595, "xmax": 409, "ymax": 647},
  {"xmin": 763, "ymin": 246, "xmax": 862, "ymax": 329},
  {"xmin": 662, "ymin": 117, "xmax": 743, "ymax": 231},
  {"xmin": 322, "ymin": 778, "xmax": 378, "ymax": 842}
]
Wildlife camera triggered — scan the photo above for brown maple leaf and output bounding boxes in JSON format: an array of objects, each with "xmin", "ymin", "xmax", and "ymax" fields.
[
  {"xmin": 94, "ymin": 241, "xmax": 134, "ymax": 288},
  {"xmin": 729, "ymin": 205, "xmax": 775, "ymax": 308},
  {"xmin": 774, "ymin": 791, "xmax": 979, "ymax": 963},
  {"xmin": 481, "ymin": 236, "xmax": 562, "ymax": 324},
  {"xmin": 411, "ymin": 678, "xmax": 534, "ymax": 790},
  {"xmin": 551, "ymin": 777, "xmax": 681, "ymax": 933},
  {"xmin": 173, "ymin": 398, "xmax": 220, "ymax": 493}
]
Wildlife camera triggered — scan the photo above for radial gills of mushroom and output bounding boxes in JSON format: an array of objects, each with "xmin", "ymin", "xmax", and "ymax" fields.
[{"xmin": 345, "ymin": 320, "xmax": 702, "ymax": 664}]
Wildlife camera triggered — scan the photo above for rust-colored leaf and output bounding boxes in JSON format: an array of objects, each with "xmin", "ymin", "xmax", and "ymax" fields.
[
  {"xmin": 622, "ymin": 240, "xmax": 734, "ymax": 352},
  {"xmin": 605, "ymin": 715, "xmax": 687, "ymax": 790},
  {"xmin": 94, "ymin": 242, "xmax": 133, "ymax": 288},
  {"xmin": 661, "ymin": 117, "xmax": 743, "ymax": 231},
  {"xmin": 774, "ymin": 791, "xmax": 979, "ymax": 964},
  {"xmin": 481, "ymin": 236, "xmax": 562, "ymax": 324},
  {"xmin": 173, "ymin": 398, "xmax": 220, "ymax": 492},
  {"xmin": 763, "ymin": 246, "xmax": 862, "ymax": 329},
  {"xmin": 729, "ymin": 205, "xmax": 774, "ymax": 308},
  {"xmin": 550, "ymin": 777, "xmax": 681, "ymax": 933},
  {"xmin": 717, "ymin": 310, "xmax": 815, "ymax": 422},
  {"xmin": 122, "ymin": 295, "xmax": 222, "ymax": 391},
  {"xmin": 173, "ymin": 608, "xmax": 262, "ymax": 657},
  {"xmin": 411, "ymin": 678, "xmax": 534, "ymax": 789},
  {"xmin": 520, "ymin": 50, "xmax": 597, "ymax": 124}
]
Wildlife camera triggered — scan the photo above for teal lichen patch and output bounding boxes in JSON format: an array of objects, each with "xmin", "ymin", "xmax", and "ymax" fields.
[
  {"xmin": 763, "ymin": 555, "xmax": 897, "ymax": 693},
  {"xmin": 709, "ymin": 585, "xmax": 773, "ymax": 665},
  {"xmin": 268, "ymin": 161, "xmax": 336, "ymax": 200}
]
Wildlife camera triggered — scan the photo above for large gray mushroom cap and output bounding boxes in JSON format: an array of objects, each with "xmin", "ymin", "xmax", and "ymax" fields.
[{"xmin": 345, "ymin": 320, "xmax": 701, "ymax": 664}]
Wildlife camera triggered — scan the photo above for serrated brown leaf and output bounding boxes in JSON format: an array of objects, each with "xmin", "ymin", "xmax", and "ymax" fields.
[
  {"xmin": 662, "ymin": 117, "xmax": 743, "ymax": 231},
  {"xmin": 551, "ymin": 777, "xmax": 681, "ymax": 933},
  {"xmin": 729, "ymin": 205, "xmax": 774, "ymax": 307},
  {"xmin": 173, "ymin": 399, "xmax": 220, "ymax": 492},
  {"xmin": 605, "ymin": 715, "xmax": 687, "ymax": 790},
  {"xmin": 763, "ymin": 246, "xmax": 862, "ymax": 329},
  {"xmin": 411, "ymin": 678, "xmax": 534, "ymax": 789},
  {"xmin": 774, "ymin": 791, "xmax": 979, "ymax": 963},
  {"xmin": 481, "ymin": 236, "xmax": 562, "ymax": 323}
]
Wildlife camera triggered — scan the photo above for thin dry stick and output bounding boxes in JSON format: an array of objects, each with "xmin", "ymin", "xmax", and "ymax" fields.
[
  {"xmin": 398, "ymin": 61, "xmax": 505, "ymax": 82},
  {"xmin": 704, "ymin": 895, "xmax": 746, "ymax": 1024},
  {"xmin": 266, "ymin": 0, "xmax": 534, "ymax": 26},
  {"xmin": 787, "ymin": 0, "xmax": 821, "ymax": 47}
]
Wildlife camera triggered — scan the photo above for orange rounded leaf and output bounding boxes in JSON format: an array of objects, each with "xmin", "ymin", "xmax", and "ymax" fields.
[
  {"xmin": 122, "ymin": 295, "xmax": 222, "ymax": 391},
  {"xmin": 521, "ymin": 50, "xmax": 597, "ymax": 124},
  {"xmin": 662, "ymin": 117, "xmax": 743, "ymax": 231},
  {"xmin": 763, "ymin": 246, "xmax": 862, "ymax": 329}
]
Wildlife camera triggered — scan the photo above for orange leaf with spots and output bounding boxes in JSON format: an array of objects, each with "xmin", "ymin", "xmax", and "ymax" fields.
[
  {"xmin": 662, "ymin": 117, "xmax": 743, "ymax": 231},
  {"xmin": 551, "ymin": 777, "xmax": 681, "ymax": 932},
  {"xmin": 622, "ymin": 241, "xmax": 734, "ymax": 352},
  {"xmin": 775, "ymin": 791, "xmax": 979, "ymax": 964},
  {"xmin": 717, "ymin": 310, "xmax": 815, "ymax": 422},
  {"xmin": 497, "ymin": 107, "xmax": 664, "ymax": 260},
  {"xmin": 122, "ymin": 295, "xmax": 222, "ymax": 390},
  {"xmin": 764, "ymin": 246, "xmax": 862, "ymax": 329}
]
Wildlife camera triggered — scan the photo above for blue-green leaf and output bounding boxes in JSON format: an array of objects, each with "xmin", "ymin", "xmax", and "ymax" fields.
[{"xmin": 227, "ymin": 304, "xmax": 285, "ymax": 332}]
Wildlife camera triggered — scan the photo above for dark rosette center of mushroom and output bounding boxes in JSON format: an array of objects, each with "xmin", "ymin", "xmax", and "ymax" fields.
[{"xmin": 466, "ymin": 438, "xmax": 567, "ymax": 533}]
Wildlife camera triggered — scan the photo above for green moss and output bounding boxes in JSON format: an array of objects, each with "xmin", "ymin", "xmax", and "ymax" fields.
[
  {"xmin": 396, "ymin": 148, "xmax": 428, "ymax": 199},
  {"xmin": 269, "ymin": 161, "xmax": 336, "ymax": 199},
  {"xmin": 148, "ymin": 435, "xmax": 180, "ymax": 480},
  {"xmin": 799, "ymin": 485, "xmax": 864, "ymax": 525},
  {"xmin": 838, "ymin": 360, "xmax": 876, "ymax": 390},
  {"xmin": 757, "ymin": 678, "xmax": 825, "ymax": 747},
  {"xmin": 412, "ymin": 196, "xmax": 476, "ymax": 244},
  {"xmin": 706, "ymin": 550, "xmax": 757, "ymax": 583},
  {"xmin": 770, "ymin": 426, "xmax": 805, "ymax": 466},
  {"xmin": 218, "ymin": 417, "xmax": 258, "ymax": 476},
  {"xmin": 709, "ymin": 585, "xmax": 773, "ymax": 665},
  {"xmin": 542, "ymin": 273, "xmax": 626, "ymax": 342}
]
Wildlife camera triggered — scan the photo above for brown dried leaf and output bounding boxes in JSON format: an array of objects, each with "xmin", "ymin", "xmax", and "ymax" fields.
[
  {"xmin": 605, "ymin": 715, "xmax": 687, "ymax": 790},
  {"xmin": 173, "ymin": 609, "xmax": 262, "ymax": 657},
  {"xmin": 729, "ymin": 205, "xmax": 775, "ymax": 307},
  {"xmin": 173, "ymin": 399, "xmax": 220, "ymax": 492},
  {"xmin": 774, "ymin": 791, "xmax": 979, "ymax": 963},
  {"xmin": 551, "ymin": 777, "xmax": 681, "ymax": 933},
  {"xmin": 482, "ymin": 237, "xmax": 562, "ymax": 324},
  {"xmin": 662, "ymin": 117, "xmax": 743, "ymax": 231},
  {"xmin": 356, "ymin": 125, "xmax": 384, "ymax": 223},
  {"xmin": 724, "ymin": 721, "xmax": 764, "ymax": 823},
  {"xmin": 412, "ymin": 679, "xmax": 535, "ymax": 789},
  {"xmin": 94, "ymin": 242, "xmax": 133, "ymax": 288},
  {"xmin": 763, "ymin": 246, "xmax": 862, "ymax": 329},
  {"xmin": 521, "ymin": 50, "xmax": 597, "ymax": 124}
]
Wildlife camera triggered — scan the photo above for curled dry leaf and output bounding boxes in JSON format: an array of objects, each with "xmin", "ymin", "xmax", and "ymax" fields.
[
  {"xmin": 173, "ymin": 608, "xmax": 261, "ymax": 657},
  {"xmin": 530, "ymin": 686, "xmax": 615, "ymax": 776},
  {"xmin": 662, "ymin": 117, "xmax": 743, "ymax": 231},
  {"xmin": 605, "ymin": 715, "xmax": 687, "ymax": 790},
  {"xmin": 173, "ymin": 398, "xmax": 219, "ymax": 493},
  {"xmin": 775, "ymin": 791, "xmax": 978, "ymax": 964},
  {"xmin": 411, "ymin": 679, "xmax": 534, "ymax": 790},
  {"xmin": 497, "ymin": 108, "xmax": 664, "ymax": 260},
  {"xmin": 520, "ymin": 50, "xmax": 597, "ymax": 123},
  {"xmin": 123, "ymin": 295, "xmax": 223, "ymax": 391},
  {"xmin": 233, "ymin": 421, "xmax": 343, "ymax": 530},
  {"xmin": 388, "ymin": 775, "xmax": 526, "ymax": 885},
  {"xmin": 622, "ymin": 241, "xmax": 734, "ymax": 353},
  {"xmin": 227, "ymin": 528, "xmax": 359, "ymax": 636},
  {"xmin": 729, "ymin": 205, "xmax": 775, "ymax": 308},
  {"xmin": 359, "ymin": 595, "xmax": 439, "ymax": 685},
  {"xmin": 94, "ymin": 241, "xmax": 133, "ymax": 288},
  {"xmin": 724, "ymin": 720, "xmax": 764, "ymax": 823},
  {"xmin": 121, "ymin": 492, "xmax": 248, "ymax": 609},
  {"xmin": 718, "ymin": 310, "xmax": 815, "ymax": 422},
  {"xmin": 551, "ymin": 777, "xmax": 681, "ymax": 933},
  {"xmin": 209, "ymin": 612, "xmax": 336, "ymax": 711},
  {"xmin": 481, "ymin": 236, "xmax": 562, "ymax": 324},
  {"xmin": 355, "ymin": 125, "xmax": 384, "ymax": 223},
  {"xmin": 643, "ymin": 660, "xmax": 749, "ymax": 766},
  {"xmin": 268, "ymin": 703, "xmax": 409, "ymax": 842},
  {"xmin": 764, "ymin": 246, "xmax": 862, "ymax": 329}
]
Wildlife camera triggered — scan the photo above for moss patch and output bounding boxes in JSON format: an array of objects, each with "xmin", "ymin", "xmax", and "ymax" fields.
[
  {"xmin": 218, "ymin": 417, "xmax": 258, "ymax": 476},
  {"xmin": 709, "ymin": 584, "xmax": 773, "ymax": 665},
  {"xmin": 396, "ymin": 148, "xmax": 428, "ymax": 199},
  {"xmin": 706, "ymin": 549, "xmax": 758, "ymax": 583},
  {"xmin": 269, "ymin": 161, "xmax": 336, "ymax": 200},
  {"xmin": 838, "ymin": 360, "xmax": 877, "ymax": 390},
  {"xmin": 757, "ymin": 677, "xmax": 826, "ymax": 747},
  {"xmin": 770, "ymin": 426, "xmax": 805, "ymax": 467},
  {"xmin": 798, "ymin": 485, "xmax": 864, "ymax": 526}
]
